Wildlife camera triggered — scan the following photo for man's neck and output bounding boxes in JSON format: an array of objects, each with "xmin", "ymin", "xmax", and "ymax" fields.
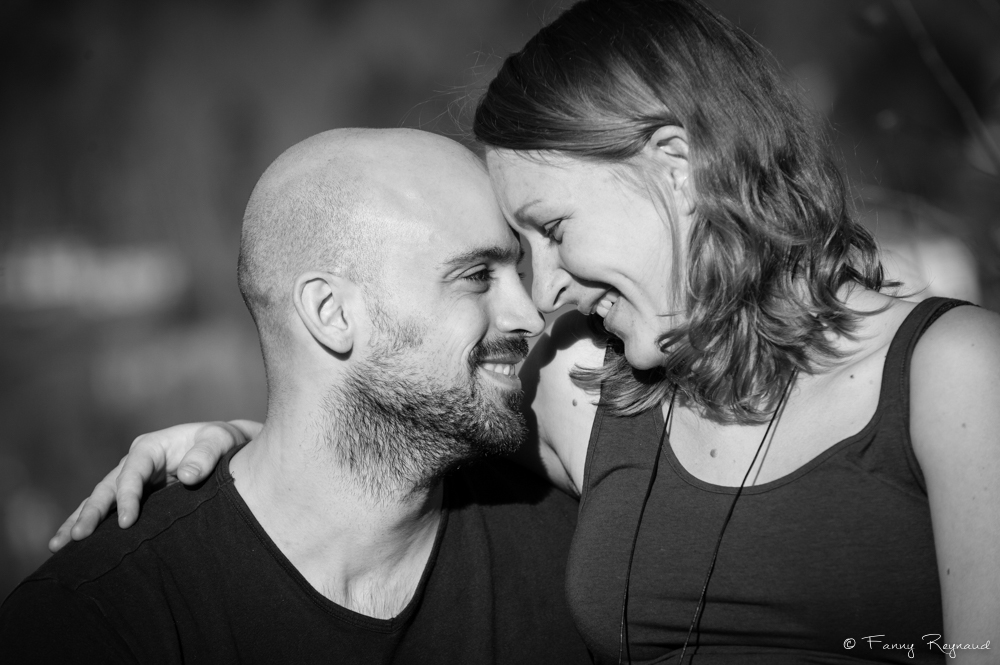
[{"xmin": 229, "ymin": 416, "xmax": 444, "ymax": 619}]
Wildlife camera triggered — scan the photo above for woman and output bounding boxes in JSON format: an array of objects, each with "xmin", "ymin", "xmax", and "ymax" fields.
[{"xmin": 51, "ymin": 0, "xmax": 998, "ymax": 662}]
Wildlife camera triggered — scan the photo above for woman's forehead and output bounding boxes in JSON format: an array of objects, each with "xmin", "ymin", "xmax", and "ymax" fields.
[
  {"xmin": 487, "ymin": 148, "xmax": 633, "ymax": 211},
  {"xmin": 487, "ymin": 149, "xmax": 576, "ymax": 196}
]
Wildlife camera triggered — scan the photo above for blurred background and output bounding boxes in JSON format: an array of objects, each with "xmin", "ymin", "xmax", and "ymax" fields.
[{"xmin": 1, "ymin": 0, "xmax": 998, "ymax": 599}]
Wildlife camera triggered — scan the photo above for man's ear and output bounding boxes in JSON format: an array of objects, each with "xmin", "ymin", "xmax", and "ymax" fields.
[
  {"xmin": 292, "ymin": 271, "xmax": 360, "ymax": 356},
  {"xmin": 645, "ymin": 125, "xmax": 694, "ymax": 215}
]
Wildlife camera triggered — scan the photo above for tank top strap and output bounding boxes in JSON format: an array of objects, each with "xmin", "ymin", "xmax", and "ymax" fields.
[{"xmin": 873, "ymin": 296, "xmax": 975, "ymax": 493}]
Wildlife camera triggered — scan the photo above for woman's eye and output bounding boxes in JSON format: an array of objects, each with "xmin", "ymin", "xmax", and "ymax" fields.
[{"xmin": 542, "ymin": 218, "xmax": 564, "ymax": 242}]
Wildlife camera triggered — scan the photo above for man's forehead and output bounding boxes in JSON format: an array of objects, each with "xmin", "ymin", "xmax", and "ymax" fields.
[
  {"xmin": 405, "ymin": 176, "xmax": 518, "ymax": 257},
  {"xmin": 414, "ymin": 201, "xmax": 518, "ymax": 261},
  {"xmin": 379, "ymin": 202, "xmax": 521, "ymax": 281}
]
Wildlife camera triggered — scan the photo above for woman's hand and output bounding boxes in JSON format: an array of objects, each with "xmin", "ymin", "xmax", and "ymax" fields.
[{"xmin": 48, "ymin": 420, "xmax": 262, "ymax": 553}]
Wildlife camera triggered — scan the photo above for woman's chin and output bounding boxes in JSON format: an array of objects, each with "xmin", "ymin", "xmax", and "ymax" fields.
[{"xmin": 622, "ymin": 341, "xmax": 665, "ymax": 371}]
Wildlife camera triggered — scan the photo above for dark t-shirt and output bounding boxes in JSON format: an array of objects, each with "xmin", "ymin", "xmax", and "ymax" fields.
[{"xmin": 0, "ymin": 451, "xmax": 590, "ymax": 664}]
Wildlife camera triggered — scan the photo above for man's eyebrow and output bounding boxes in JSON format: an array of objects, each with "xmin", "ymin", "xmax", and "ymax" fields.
[{"xmin": 441, "ymin": 242, "xmax": 525, "ymax": 271}]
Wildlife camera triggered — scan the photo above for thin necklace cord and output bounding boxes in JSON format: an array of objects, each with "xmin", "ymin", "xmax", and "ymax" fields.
[
  {"xmin": 617, "ymin": 387, "xmax": 676, "ymax": 665},
  {"xmin": 676, "ymin": 369, "xmax": 796, "ymax": 663},
  {"xmin": 618, "ymin": 370, "xmax": 797, "ymax": 665}
]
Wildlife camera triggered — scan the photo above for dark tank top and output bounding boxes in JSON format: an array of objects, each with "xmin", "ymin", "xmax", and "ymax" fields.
[{"xmin": 566, "ymin": 298, "xmax": 968, "ymax": 664}]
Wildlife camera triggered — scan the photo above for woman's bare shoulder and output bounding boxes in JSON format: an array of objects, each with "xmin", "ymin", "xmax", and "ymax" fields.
[
  {"xmin": 914, "ymin": 301, "xmax": 999, "ymax": 354},
  {"xmin": 908, "ymin": 301, "xmax": 999, "ymax": 457}
]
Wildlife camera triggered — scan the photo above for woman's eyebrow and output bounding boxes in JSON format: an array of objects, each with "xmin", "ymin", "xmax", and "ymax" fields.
[{"xmin": 514, "ymin": 198, "xmax": 545, "ymax": 221}]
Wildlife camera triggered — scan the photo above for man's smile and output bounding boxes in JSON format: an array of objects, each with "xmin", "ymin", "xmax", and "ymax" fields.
[
  {"xmin": 472, "ymin": 341, "xmax": 528, "ymax": 391},
  {"xmin": 480, "ymin": 362, "xmax": 517, "ymax": 377}
]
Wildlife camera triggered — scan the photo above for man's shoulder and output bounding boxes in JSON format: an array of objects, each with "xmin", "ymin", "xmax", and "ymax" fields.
[
  {"xmin": 30, "ymin": 468, "xmax": 231, "ymax": 593},
  {"xmin": 0, "ymin": 575, "xmax": 138, "ymax": 663},
  {"xmin": 0, "ymin": 470, "xmax": 235, "ymax": 663}
]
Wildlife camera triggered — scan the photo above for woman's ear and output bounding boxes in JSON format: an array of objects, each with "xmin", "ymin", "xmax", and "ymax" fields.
[
  {"xmin": 292, "ymin": 271, "xmax": 360, "ymax": 356},
  {"xmin": 646, "ymin": 125, "xmax": 694, "ymax": 215}
]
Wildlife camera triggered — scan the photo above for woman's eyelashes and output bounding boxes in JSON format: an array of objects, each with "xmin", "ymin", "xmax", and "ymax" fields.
[{"xmin": 541, "ymin": 217, "xmax": 565, "ymax": 242}]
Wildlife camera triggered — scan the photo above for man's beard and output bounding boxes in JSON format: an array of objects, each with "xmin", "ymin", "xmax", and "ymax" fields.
[{"xmin": 322, "ymin": 334, "xmax": 530, "ymax": 500}]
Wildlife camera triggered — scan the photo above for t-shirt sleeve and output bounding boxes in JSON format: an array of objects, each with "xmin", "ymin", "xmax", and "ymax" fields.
[{"xmin": 0, "ymin": 577, "xmax": 138, "ymax": 664}]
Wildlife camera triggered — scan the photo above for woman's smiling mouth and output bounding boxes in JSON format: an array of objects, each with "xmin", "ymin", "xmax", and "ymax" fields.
[{"xmin": 593, "ymin": 290, "xmax": 620, "ymax": 319}]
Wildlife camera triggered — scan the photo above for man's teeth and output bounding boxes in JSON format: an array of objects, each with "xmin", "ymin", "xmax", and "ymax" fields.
[{"xmin": 481, "ymin": 362, "xmax": 516, "ymax": 377}]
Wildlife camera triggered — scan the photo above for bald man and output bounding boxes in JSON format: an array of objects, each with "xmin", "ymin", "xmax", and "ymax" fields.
[{"xmin": 0, "ymin": 130, "xmax": 590, "ymax": 664}]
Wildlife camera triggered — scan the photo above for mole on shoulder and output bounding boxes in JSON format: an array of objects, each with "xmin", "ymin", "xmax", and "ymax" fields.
[
  {"xmin": 710, "ymin": 449, "xmax": 717, "ymax": 458},
  {"xmin": 572, "ymin": 399, "xmax": 578, "ymax": 407}
]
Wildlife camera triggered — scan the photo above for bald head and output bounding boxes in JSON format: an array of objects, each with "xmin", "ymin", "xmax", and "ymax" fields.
[{"xmin": 238, "ymin": 128, "xmax": 490, "ymax": 373}]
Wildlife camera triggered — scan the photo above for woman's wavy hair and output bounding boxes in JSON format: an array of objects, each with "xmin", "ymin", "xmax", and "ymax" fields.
[{"xmin": 473, "ymin": 0, "xmax": 888, "ymax": 423}]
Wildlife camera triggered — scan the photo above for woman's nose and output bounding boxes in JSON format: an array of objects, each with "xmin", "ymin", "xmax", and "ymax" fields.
[{"xmin": 530, "ymin": 246, "xmax": 573, "ymax": 313}]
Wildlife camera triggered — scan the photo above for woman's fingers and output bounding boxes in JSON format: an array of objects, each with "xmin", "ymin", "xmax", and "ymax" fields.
[
  {"xmin": 48, "ymin": 421, "xmax": 253, "ymax": 552},
  {"xmin": 115, "ymin": 440, "xmax": 165, "ymax": 527},
  {"xmin": 47, "ymin": 456, "xmax": 126, "ymax": 553},
  {"xmin": 73, "ymin": 495, "xmax": 114, "ymax": 537},
  {"xmin": 48, "ymin": 499, "xmax": 87, "ymax": 553},
  {"xmin": 177, "ymin": 422, "xmax": 248, "ymax": 484}
]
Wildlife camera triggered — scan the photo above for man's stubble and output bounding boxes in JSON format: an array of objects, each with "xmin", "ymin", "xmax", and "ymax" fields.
[{"xmin": 321, "ymin": 298, "xmax": 529, "ymax": 500}]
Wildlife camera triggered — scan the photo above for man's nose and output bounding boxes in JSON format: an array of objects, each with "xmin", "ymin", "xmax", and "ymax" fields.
[{"xmin": 495, "ymin": 279, "xmax": 544, "ymax": 337}]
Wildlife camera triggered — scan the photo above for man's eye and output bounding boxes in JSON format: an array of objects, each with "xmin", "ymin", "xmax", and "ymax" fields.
[{"xmin": 463, "ymin": 268, "xmax": 494, "ymax": 283}]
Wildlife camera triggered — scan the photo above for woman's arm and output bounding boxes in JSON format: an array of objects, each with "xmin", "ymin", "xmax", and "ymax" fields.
[
  {"xmin": 910, "ymin": 305, "xmax": 1000, "ymax": 661},
  {"xmin": 47, "ymin": 420, "xmax": 261, "ymax": 552},
  {"xmin": 49, "ymin": 315, "xmax": 607, "ymax": 547}
]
